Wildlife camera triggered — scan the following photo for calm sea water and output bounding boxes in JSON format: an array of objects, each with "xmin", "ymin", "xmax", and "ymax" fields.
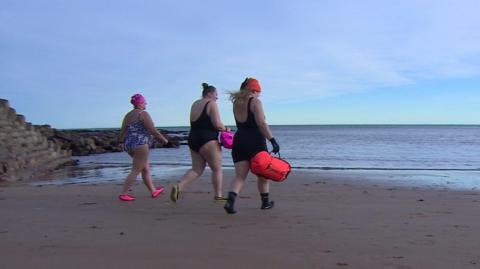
[{"xmin": 37, "ymin": 125, "xmax": 480, "ymax": 189}]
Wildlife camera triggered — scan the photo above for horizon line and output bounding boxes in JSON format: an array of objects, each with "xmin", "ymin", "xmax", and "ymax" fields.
[{"xmin": 55, "ymin": 123, "xmax": 480, "ymax": 130}]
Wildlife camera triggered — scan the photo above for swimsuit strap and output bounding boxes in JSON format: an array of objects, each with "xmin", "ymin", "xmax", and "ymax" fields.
[
  {"xmin": 247, "ymin": 97, "xmax": 254, "ymax": 118},
  {"xmin": 246, "ymin": 97, "xmax": 256, "ymax": 126},
  {"xmin": 136, "ymin": 110, "xmax": 144, "ymax": 121},
  {"xmin": 236, "ymin": 97, "xmax": 258, "ymax": 129},
  {"xmin": 201, "ymin": 101, "xmax": 211, "ymax": 118},
  {"xmin": 191, "ymin": 101, "xmax": 211, "ymax": 125}
]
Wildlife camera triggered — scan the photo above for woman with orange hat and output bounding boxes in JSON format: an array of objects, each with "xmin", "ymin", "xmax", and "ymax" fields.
[
  {"xmin": 170, "ymin": 83, "xmax": 230, "ymax": 202},
  {"xmin": 224, "ymin": 78, "xmax": 280, "ymax": 214},
  {"xmin": 118, "ymin": 93, "xmax": 170, "ymax": 201}
]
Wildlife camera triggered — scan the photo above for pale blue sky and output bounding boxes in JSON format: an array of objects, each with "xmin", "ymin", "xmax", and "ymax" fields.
[{"xmin": 1, "ymin": 0, "xmax": 479, "ymax": 128}]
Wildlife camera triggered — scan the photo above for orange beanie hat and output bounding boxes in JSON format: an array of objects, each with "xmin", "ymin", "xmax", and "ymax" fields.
[{"xmin": 245, "ymin": 77, "xmax": 261, "ymax": 92}]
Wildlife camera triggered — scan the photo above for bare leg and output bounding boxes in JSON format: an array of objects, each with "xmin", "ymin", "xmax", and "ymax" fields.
[
  {"xmin": 201, "ymin": 141, "xmax": 223, "ymax": 197},
  {"xmin": 257, "ymin": 176, "xmax": 270, "ymax": 194},
  {"xmin": 177, "ymin": 149, "xmax": 206, "ymax": 192},
  {"xmin": 141, "ymin": 163, "xmax": 156, "ymax": 194},
  {"xmin": 257, "ymin": 175, "xmax": 274, "ymax": 209},
  {"xmin": 121, "ymin": 145, "xmax": 148, "ymax": 194},
  {"xmin": 224, "ymin": 161, "xmax": 250, "ymax": 214},
  {"xmin": 230, "ymin": 161, "xmax": 250, "ymax": 194}
]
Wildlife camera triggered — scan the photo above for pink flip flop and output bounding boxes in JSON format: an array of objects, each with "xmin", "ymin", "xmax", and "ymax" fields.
[
  {"xmin": 152, "ymin": 186, "xmax": 165, "ymax": 198},
  {"xmin": 119, "ymin": 194, "xmax": 135, "ymax": 201}
]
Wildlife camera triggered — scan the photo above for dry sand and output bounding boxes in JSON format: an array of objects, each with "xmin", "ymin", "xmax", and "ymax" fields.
[{"xmin": 1, "ymin": 169, "xmax": 479, "ymax": 269}]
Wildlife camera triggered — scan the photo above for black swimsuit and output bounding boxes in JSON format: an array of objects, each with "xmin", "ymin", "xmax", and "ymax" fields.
[
  {"xmin": 232, "ymin": 97, "xmax": 267, "ymax": 163},
  {"xmin": 188, "ymin": 101, "xmax": 219, "ymax": 152}
]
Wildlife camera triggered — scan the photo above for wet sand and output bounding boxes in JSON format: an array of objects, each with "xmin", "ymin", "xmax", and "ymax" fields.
[{"xmin": 1, "ymin": 169, "xmax": 479, "ymax": 269}]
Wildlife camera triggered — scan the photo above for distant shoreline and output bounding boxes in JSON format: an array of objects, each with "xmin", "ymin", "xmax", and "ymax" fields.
[{"xmin": 57, "ymin": 124, "xmax": 480, "ymax": 131}]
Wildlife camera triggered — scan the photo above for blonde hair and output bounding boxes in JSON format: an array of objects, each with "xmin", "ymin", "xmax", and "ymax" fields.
[{"xmin": 229, "ymin": 88, "xmax": 253, "ymax": 104}]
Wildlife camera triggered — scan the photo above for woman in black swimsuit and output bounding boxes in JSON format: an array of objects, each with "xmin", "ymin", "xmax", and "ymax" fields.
[
  {"xmin": 224, "ymin": 78, "xmax": 280, "ymax": 214},
  {"xmin": 170, "ymin": 83, "xmax": 229, "ymax": 202}
]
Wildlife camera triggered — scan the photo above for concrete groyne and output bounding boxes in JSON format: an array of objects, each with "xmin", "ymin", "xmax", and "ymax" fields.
[{"xmin": 0, "ymin": 99, "xmax": 74, "ymax": 182}]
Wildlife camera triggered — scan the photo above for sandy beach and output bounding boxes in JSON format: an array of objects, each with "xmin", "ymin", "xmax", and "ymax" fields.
[{"xmin": 1, "ymin": 169, "xmax": 479, "ymax": 269}]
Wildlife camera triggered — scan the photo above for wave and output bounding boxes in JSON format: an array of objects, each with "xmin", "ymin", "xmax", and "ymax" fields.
[
  {"xmin": 292, "ymin": 166, "xmax": 480, "ymax": 171},
  {"xmin": 80, "ymin": 161, "xmax": 480, "ymax": 172}
]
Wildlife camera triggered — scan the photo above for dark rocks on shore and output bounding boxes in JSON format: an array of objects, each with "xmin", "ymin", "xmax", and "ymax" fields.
[{"xmin": 35, "ymin": 125, "xmax": 189, "ymax": 156}]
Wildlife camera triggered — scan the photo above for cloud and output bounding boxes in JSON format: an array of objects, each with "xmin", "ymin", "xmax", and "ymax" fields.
[{"xmin": 1, "ymin": 0, "xmax": 479, "ymax": 127}]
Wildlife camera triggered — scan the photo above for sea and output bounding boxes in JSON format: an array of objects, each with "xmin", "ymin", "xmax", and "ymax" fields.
[{"xmin": 37, "ymin": 125, "xmax": 480, "ymax": 190}]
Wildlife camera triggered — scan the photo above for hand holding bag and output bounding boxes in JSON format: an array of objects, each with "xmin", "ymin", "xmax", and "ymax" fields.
[{"xmin": 220, "ymin": 131, "xmax": 235, "ymax": 149}]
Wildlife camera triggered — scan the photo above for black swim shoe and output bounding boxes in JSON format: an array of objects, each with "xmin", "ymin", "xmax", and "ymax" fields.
[
  {"xmin": 261, "ymin": 200, "xmax": 275, "ymax": 210},
  {"xmin": 260, "ymin": 192, "xmax": 274, "ymax": 210},
  {"xmin": 224, "ymin": 192, "xmax": 237, "ymax": 214},
  {"xmin": 224, "ymin": 200, "xmax": 237, "ymax": 214}
]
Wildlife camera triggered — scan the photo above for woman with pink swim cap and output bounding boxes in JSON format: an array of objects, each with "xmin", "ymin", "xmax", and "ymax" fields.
[{"xmin": 118, "ymin": 93, "xmax": 170, "ymax": 201}]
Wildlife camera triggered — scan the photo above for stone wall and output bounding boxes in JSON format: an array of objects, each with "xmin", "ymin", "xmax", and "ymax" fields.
[{"xmin": 0, "ymin": 99, "xmax": 74, "ymax": 182}]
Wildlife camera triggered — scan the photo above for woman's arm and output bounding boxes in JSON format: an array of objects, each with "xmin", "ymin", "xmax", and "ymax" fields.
[
  {"xmin": 208, "ymin": 102, "xmax": 228, "ymax": 131},
  {"xmin": 252, "ymin": 98, "xmax": 273, "ymax": 140},
  {"xmin": 253, "ymin": 98, "xmax": 279, "ymax": 153},
  {"xmin": 141, "ymin": 112, "xmax": 169, "ymax": 144},
  {"xmin": 118, "ymin": 116, "xmax": 127, "ymax": 143}
]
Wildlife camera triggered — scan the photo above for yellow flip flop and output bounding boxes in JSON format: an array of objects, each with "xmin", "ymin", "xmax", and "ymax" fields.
[{"xmin": 170, "ymin": 185, "xmax": 179, "ymax": 202}]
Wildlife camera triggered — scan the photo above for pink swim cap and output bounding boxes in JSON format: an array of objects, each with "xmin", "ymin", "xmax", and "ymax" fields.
[{"xmin": 130, "ymin": 93, "xmax": 146, "ymax": 106}]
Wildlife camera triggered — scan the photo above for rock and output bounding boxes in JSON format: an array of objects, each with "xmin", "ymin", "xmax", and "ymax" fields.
[{"xmin": 49, "ymin": 128, "xmax": 188, "ymax": 156}]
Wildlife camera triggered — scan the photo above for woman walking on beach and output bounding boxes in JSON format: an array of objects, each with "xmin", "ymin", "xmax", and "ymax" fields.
[
  {"xmin": 224, "ymin": 77, "xmax": 280, "ymax": 214},
  {"xmin": 170, "ymin": 83, "xmax": 230, "ymax": 202},
  {"xmin": 118, "ymin": 93, "xmax": 169, "ymax": 201}
]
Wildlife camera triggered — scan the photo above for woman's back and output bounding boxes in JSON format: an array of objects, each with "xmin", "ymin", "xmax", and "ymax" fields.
[
  {"xmin": 188, "ymin": 98, "xmax": 219, "ymax": 153},
  {"xmin": 232, "ymin": 96, "xmax": 266, "ymax": 163},
  {"xmin": 124, "ymin": 109, "xmax": 144, "ymax": 126},
  {"xmin": 234, "ymin": 97, "xmax": 258, "ymax": 130},
  {"xmin": 123, "ymin": 110, "xmax": 150, "ymax": 151},
  {"xmin": 190, "ymin": 99, "xmax": 216, "ymax": 129}
]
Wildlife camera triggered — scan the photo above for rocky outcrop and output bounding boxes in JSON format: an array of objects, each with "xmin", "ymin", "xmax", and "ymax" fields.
[
  {"xmin": 35, "ymin": 127, "xmax": 188, "ymax": 156},
  {"xmin": 0, "ymin": 99, "xmax": 74, "ymax": 182}
]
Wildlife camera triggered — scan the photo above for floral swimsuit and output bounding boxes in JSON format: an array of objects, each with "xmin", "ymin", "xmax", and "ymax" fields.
[{"xmin": 124, "ymin": 111, "xmax": 151, "ymax": 152}]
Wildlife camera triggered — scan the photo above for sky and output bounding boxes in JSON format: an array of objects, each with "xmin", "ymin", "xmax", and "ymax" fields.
[{"xmin": 1, "ymin": 0, "xmax": 479, "ymax": 128}]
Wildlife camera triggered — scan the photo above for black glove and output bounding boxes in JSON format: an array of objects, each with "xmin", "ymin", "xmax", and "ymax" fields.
[{"xmin": 269, "ymin": 137, "xmax": 280, "ymax": 154}]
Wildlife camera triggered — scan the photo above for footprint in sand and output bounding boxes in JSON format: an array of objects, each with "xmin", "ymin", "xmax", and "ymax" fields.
[
  {"xmin": 408, "ymin": 239, "xmax": 435, "ymax": 246},
  {"xmin": 79, "ymin": 202, "xmax": 97, "ymax": 206},
  {"xmin": 453, "ymin": 224, "xmax": 470, "ymax": 229},
  {"xmin": 408, "ymin": 212, "xmax": 428, "ymax": 218}
]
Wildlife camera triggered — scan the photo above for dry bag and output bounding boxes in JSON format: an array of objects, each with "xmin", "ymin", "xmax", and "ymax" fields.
[
  {"xmin": 220, "ymin": 131, "xmax": 235, "ymax": 149},
  {"xmin": 250, "ymin": 151, "xmax": 291, "ymax": 182}
]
